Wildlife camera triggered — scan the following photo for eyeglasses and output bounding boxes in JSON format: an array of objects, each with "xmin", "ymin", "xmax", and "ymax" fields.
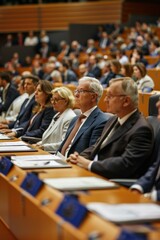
[
  {"xmin": 105, "ymin": 94, "xmax": 126, "ymax": 100},
  {"xmin": 74, "ymin": 89, "xmax": 94, "ymax": 95},
  {"xmin": 50, "ymin": 98, "xmax": 65, "ymax": 103}
]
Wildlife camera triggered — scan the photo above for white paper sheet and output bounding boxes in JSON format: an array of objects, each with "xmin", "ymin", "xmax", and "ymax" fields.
[
  {"xmin": 43, "ymin": 177, "xmax": 117, "ymax": 191},
  {"xmin": 13, "ymin": 159, "xmax": 71, "ymax": 169},
  {"xmin": 87, "ymin": 203, "xmax": 160, "ymax": 223}
]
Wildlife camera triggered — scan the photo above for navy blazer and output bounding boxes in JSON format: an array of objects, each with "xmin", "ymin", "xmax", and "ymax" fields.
[
  {"xmin": 8, "ymin": 96, "xmax": 36, "ymax": 132},
  {"xmin": 21, "ymin": 106, "xmax": 56, "ymax": 138},
  {"xmin": 81, "ymin": 111, "xmax": 154, "ymax": 179},
  {"xmin": 135, "ymin": 127, "xmax": 160, "ymax": 200},
  {"xmin": 0, "ymin": 83, "xmax": 19, "ymax": 114},
  {"xmin": 59, "ymin": 107, "xmax": 110, "ymax": 156}
]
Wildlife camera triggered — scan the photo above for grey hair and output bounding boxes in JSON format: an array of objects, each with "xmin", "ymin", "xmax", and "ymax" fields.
[
  {"xmin": 79, "ymin": 76, "xmax": 103, "ymax": 102},
  {"xmin": 109, "ymin": 77, "xmax": 138, "ymax": 107}
]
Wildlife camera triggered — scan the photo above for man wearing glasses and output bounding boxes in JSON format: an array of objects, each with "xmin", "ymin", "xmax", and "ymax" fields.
[
  {"xmin": 59, "ymin": 76, "xmax": 110, "ymax": 158},
  {"xmin": 68, "ymin": 77, "xmax": 154, "ymax": 179}
]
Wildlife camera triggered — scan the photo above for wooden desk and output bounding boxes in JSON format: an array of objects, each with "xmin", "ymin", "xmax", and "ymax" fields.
[
  {"xmin": 138, "ymin": 90, "xmax": 160, "ymax": 117},
  {"xmin": 0, "ymin": 142, "xmax": 160, "ymax": 239}
]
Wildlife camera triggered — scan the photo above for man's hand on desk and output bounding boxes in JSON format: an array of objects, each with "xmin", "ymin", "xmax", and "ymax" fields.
[
  {"xmin": 68, "ymin": 151, "xmax": 90, "ymax": 169},
  {"xmin": 0, "ymin": 128, "xmax": 11, "ymax": 134},
  {"xmin": 32, "ymin": 143, "xmax": 43, "ymax": 150},
  {"xmin": 6, "ymin": 131, "xmax": 16, "ymax": 137}
]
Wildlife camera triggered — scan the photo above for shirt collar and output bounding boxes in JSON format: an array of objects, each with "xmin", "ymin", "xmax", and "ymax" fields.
[{"xmin": 118, "ymin": 109, "xmax": 137, "ymax": 125}]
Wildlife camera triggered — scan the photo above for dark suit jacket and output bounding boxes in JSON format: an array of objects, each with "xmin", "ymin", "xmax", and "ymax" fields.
[
  {"xmin": 8, "ymin": 96, "xmax": 36, "ymax": 135},
  {"xmin": 59, "ymin": 108, "xmax": 110, "ymax": 156},
  {"xmin": 0, "ymin": 84, "xmax": 19, "ymax": 114},
  {"xmin": 88, "ymin": 65, "xmax": 101, "ymax": 79},
  {"xmin": 134, "ymin": 127, "xmax": 160, "ymax": 200},
  {"xmin": 63, "ymin": 69, "xmax": 77, "ymax": 85},
  {"xmin": 81, "ymin": 110, "xmax": 154, "ymax": 179},
  {"xmin": 21, "ymin": 106, "xmax": 56, "ymax": 138}
]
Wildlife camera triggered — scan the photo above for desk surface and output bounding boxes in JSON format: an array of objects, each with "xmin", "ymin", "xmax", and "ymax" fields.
[{"xmin": 0, "ymin": 140, "xmax": 160, "ymax": 240}]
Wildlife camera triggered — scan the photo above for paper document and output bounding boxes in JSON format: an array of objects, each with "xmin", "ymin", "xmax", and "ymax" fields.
[
  {"xmin": 11, "ymin": 154, "xmax": 62, "ymax": 161},
  {"xmin": 0, "ymin": 145, "xmax": 37, "ymax": 152},
  {"xmin": 12, "ymin": 159, "xmax": 71, "ymax": 169},
  {"xmin": 43, "ymin": 177, "xmax": 118, "ymax": 191},
  {"xmin": 87, "ymin": 203, "xmax": 160, "ymax": 223},
  {"xmin": 0, "ymin": 141, "xmax": 27, "ymax": 146},
  {"xmin": 0, "ymin": 133, "xmax": 12, "ymax": 140}
]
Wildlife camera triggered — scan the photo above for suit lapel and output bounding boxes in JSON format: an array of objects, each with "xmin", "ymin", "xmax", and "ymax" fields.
[
  {"xmin": 97, "ymin": 111, "xmax": 140, "ymax": 150},
  {"xmin": 71, "ymin": 108, "xmax": 99, "ymax": 144}
]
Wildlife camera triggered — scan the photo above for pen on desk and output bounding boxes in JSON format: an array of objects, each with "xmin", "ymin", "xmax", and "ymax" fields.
[{"xmin": 44, "ymin": 161, "xmax": 50, "ymax": 165}]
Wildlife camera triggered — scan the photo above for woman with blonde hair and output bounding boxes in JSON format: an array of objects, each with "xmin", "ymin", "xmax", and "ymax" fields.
[{"xmin": 37, "ymin": 86, "xmax": 76, "ymax": 152}]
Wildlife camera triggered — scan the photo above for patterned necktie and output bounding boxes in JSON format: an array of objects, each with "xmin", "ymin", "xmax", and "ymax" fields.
[{"xmin": 61, "ymin": 114, "xmax": 86, "ymax": 156}]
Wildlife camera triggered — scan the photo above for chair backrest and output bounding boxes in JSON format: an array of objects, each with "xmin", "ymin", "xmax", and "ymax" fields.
[{"xmin": 148, "ymin": 94, "xmax": 160, "ymax": 116}]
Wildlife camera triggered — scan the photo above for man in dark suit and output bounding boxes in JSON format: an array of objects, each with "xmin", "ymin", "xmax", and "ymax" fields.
[
  {"xmin": 68, "ymin": 77, "xmax": 154, "ymax": 179},
  {"xmin": 0, "ymin": 74, "xmax": 39, "ymax": 137},
  {"xmin": 59, "ymin": 76, "xmax": 110, "ymax": 157},
  {"xmin": 131, "ymin": 100, "xmax": 160, "ymax": 201},
  {"xmin": 0, "ymin": 71, "xmax": 19, "ymax": 116},
  {"xmin": 60, "ymin": 62, "xmax": 77, "ymax": 85}
]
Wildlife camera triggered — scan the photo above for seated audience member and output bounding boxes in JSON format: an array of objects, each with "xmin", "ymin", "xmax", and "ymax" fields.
[
  {"xmin": 0, "ymin": 74, "xmax": 39, "ymax": 136},
  {"xmin": 32, "ymin": 59, "xmax": 44, "ymax": 79},
  {"xmin": 39, "ymin": 30, "xmax": 50, "ymax": 45},
  {"xmin": 133, "ymin": 62, "xmax": 154, "ymax": 91},
  {"xmin": 50, "ymin": 70, "xmax": 62, "ymax": 83},
  {"xmin": 116, "ymin": 49, "xmax": 129, "ymax": 65},
  {"xmin": 39, "ymin": 40, "xmax": 52, "ymax": 59},
  {"xmin": 70, "ymin": 40, "xmax": 83, "ymax": 55},
  {"xmin": 78, "ymin": 64, "xmax": 95, "ymax": 78},
  {"xmin": 37, "ymin": 87, "xmax": 76, "ymax": 151},
  {"xmin": 13, "ymin": 80, "xmax": 55, "ymax": 139},
  {"xmin": 99, "ymin": 60, "xmax": 114, "ymax": 87},
  {"xmin": 135, "ymin": 35, "xmax": 149, "ymax": 56},
  {"xmin": 57, "ymin": 40, "xmax": 71, "ymax": 61},
  {"xmin": 59, "ymin": 76, "xmax": 110, "ymax": 157},
  {"xmin": 120, "ymin": 63, "xmax": 133, "ymax": 78},
  {"xmin": 130, "ymin": 48, "xmax": 148, "ymax": 67},
  {"xmin": 42, "ymin": 62, "xmax": 55, "ymax": 82},
  {"xmin": 87, "ymin": 55, "xmax": 101, "ymax": 79},
  {"xmin": 99, "ymin": 31, "xmax": 111, "ymax": 49},
  {"xmin": 59, "ymin": 62, "xmax": 77, "ymax": 85},
  {"xmin": 4, "ymin": 34, "xmax": 14, "ymax": 47},
  {"xmin": 0, "ymin": 71, "xmax": 19, "ymax": 117},
  {"xmin": 110, "ymin": 59, "xmax": 124, "ymax": 79},
  {"xmin": 68, "ymin": 77, "xmax": 154, "ymax": 179},
  {"xmin": 85, "ymin": 39, "xmax": 97, "ymax": 54},
  {"xmin": 131, "ymin": 100, "xmax": 160, "ymax": 201},
  {"xmin": 24, "ymin": 31, "xmax": 38, "ymax": 47},
  {"xmin": 1, "ymin": 78, "xmax": 28, "ymax": 123}
]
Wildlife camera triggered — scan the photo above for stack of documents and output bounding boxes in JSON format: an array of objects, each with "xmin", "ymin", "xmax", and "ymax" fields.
[
  {"xmin": 0, "ymin": 141, "xmax": 37, "ymax": 152},
  {"xmin": 11, "ymin": 154, "xmax": 71, "ymax": 169},
  {"xmin": 87, "ymin": 203, "xmax": 160, "ymax": 223},
  {"xmin": 0, "ymin": 133, "xmax": 13, "ymax": 140},
  {"xmin": 43, "ymin": 177, "xmax": 118, "ymax": 191}
]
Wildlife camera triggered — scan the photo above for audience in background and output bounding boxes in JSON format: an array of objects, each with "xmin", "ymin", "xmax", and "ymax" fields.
[{"xmin": 24, "ymin": 31, "xmax": 38, "ymax": 47}]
